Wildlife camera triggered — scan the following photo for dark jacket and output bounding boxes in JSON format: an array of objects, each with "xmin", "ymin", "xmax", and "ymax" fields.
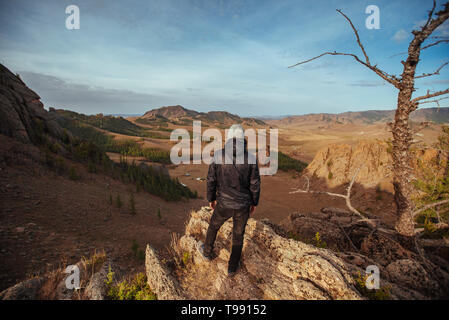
[{"xmin": 207, "ymin": 138, "xmax": 261, "ymax": 210}]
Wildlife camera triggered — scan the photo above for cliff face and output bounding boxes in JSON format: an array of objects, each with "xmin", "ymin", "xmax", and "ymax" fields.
[
  {"xmin": 305, "ymin": 140, "xmax": 392, "ymax": 190},
  {"xmin": 0, "ymin": 64, "xmax": 67, "ymax": 144},
  {"xmin": 304, "ymin": 140, "xmax": 445, "ymax": 193}
]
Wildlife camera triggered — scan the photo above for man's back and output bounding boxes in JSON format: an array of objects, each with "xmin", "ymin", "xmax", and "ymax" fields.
[{"xmin": 207, "ymin": 138, "xmax": 261, "ymax": 210}]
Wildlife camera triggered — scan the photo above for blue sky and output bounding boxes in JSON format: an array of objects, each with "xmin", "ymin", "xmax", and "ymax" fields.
[{"xmin": 0, "ymin": 0, "xmax": 448, "ymax": 116}]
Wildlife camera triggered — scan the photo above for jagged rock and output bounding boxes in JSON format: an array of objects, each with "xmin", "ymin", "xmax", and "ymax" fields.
[
  {"xmin": 386, "ymin": 259, "xmax": 439, "ymax": 295},
  {"xmin": 149, "ymin": 207, "xmax": 363, "ymax": 300},
  {"xmin": 84, "ymin": 258, "xmax": 118, "ymax": 300},
  {"xmin": 143, "ymin": 207, "xmax": 449, "ymax": 300},
  {"xmin": 0, "ymin": 277, "xmax": 45, "ymax": 300},
  {"xmin": 280, "ymin": 213, "xmax": 348, "ymax": 251},
  {"xmin": 145, "ymin": 245, "xmax": 184, "ymax": 300},
  {"xmin": 0, "ymin": 64, "xmax": 68, "ymax": 144}
]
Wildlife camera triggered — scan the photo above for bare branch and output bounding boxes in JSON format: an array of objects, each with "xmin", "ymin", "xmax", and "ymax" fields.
[
  {"xmin": 413, "ymin": 199, "xmax": 449, "ymax": 217},
  {"xmin": 418, "ymin": 96, "xmax": 449, "ymax": 106},
  {"xmin": 412, "ymin": 88, "xmax": 449, "ymax": 103},
  {"xmin": 288, "ymin": 51, "xmax": 400, "ymax": 88},
  {"xmin": 422, "ymin": 0, "xmax": 437, "ymax": 30},
  {"xmin": 336, "ymin": 9, "xmax": 370, "ymax": 64},
  {"xmin": 415, "ymin": 61, "xmax": 449, "ymax": 78},
  {"xmin": 421, "ymin": 39, "xmax": 449, "ymax": 50}
]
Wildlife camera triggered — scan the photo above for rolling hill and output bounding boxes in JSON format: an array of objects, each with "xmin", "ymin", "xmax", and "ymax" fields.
[
  {"xmin": 136, "ymin": 105, "xmax": 267, "ymax": 127},
  {"xmin": 268, "ymin": 107, "xmax": 449, "ymax": 126}
]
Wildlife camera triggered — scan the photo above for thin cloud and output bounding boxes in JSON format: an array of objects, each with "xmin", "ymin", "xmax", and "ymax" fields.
[
  {"xmin": 392, "ymin": 29, "xmax": 409, "ymax": 43},
  {"xmin": 19, "ymin": 71, "xmax": 167, "ymax": 115}
]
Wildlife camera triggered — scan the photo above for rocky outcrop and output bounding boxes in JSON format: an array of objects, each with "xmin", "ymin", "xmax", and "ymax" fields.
[
  {"xmin": 145, "ymin": 207, "xmax": 449, "ymax": 300},
  {"xmin": 0, "ymin": 277, "xmax": 45, "ymax": 300},
  {"xmin": 304, "ymin": 140, "xmax": 446, "ymax": 192},
  {"xmin": 145, "ymin": 245, "xmax": 184, "ymax": 300},
  {"xmin": 0, "ymin": 64, "xmax": 67, "ymax": 144},
  {"xmin": 305, "ymin": 141, "xmax": 392, "ymax": 190},
  {"xmin": 0, "ymin": 255, "xmax": 117, "ymax": 300},
  {"xmin": 146, "ymin": 207, "xmax": 363, "ymax": 300}
]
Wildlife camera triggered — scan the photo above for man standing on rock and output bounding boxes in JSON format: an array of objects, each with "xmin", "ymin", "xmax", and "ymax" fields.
[{"xmin": 201, "ymin": 124, "xmax": 261, "ymax": 276}]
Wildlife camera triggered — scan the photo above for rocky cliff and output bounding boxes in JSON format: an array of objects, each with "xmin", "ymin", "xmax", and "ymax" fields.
[
  {"xmin": 304, "ymin": 140, "xmax": 445, "ymax": 192},
  {"xmin": 0, "ymin": 64, "xmax": 67, "ymax": 145}
]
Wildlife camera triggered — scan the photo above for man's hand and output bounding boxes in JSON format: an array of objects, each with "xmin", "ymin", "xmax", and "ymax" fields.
[
  {"xmin": 250, "ymin": 205, "xmax": 256, "ymax": 215},
  {"xmin": 209, "ymin": 201, "xmax": 217, "ymax": 210}
]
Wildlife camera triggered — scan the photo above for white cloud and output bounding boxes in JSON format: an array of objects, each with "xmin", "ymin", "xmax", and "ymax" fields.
[{"xmin": 392, "ymin": 29, "xmax": 409, "ymax": 43}]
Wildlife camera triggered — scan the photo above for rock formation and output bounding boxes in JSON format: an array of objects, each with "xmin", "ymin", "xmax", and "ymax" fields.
[
  {"xmin": 144, "ymin": 207, "xmax": 449, "ymax": 300},
  {"xmin": 304, "ymin": 140, "xmax": 445, "ymax": 192},
  {"xmin": 0, "ymin": 64, "xmax": 67, "ymax": 144}
]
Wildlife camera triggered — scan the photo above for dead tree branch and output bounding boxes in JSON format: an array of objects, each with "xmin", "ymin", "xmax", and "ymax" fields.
[
  {"xmin": 288, "ymin": 9, "xmax": 401, "ymax": 88},
  {"xmin": 415, "ymin": 61, "xmax": 449, "ymax": 78},
  {"xmin": 418, "ymin": 96, "xmax": 449, "ymax": 105},
  {"xmin": 289, "ymin": 168, "xmax": 377, "ymax": 228},
  {"xmin": 412, "ymin": 88, "xmax": 449, "ymax": 104},
  {"xmin": 421, "ymin": 39, "xmax": 449, "ymax": 50},
  {"xmin": 412, "ymin": 199, "xmax": 449, "ymax": 217}
]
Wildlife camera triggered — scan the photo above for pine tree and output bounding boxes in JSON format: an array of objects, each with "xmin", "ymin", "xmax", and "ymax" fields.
[{"xmin": 130, "ymin": 192, "xmax": 136, "ymax": 215}]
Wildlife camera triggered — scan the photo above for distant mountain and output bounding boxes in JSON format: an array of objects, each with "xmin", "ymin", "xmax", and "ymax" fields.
[
  {"xmin": 138, "ymin": 105, "xmax": 267, "ymax": 127},
  {"xmin": 270, "ymin": 107, "xmax": 449, "ymax": 126}
]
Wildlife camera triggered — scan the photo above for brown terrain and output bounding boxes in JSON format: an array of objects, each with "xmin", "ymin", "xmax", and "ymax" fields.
[{"xmin": 1, "ymin": 62, "xmax": 448, "ymax": 299}]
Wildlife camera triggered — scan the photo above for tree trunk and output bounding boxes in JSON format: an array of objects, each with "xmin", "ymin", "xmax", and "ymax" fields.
[
  {"xmin": 392, "ymin": 98, "xmax": 415, "ymax": 236},
  {"xmin": 392, "ymin": 40, "xmax": 421, "ymax": 237}
]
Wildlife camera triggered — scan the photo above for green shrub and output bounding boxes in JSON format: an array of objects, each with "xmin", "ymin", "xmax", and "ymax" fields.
[
  {"xmin": 129, "ymin": 192, "xmax": 136, "ymax": 215},
  {"xmin": 314, "ymin": 232, "xmax": 327, "ymax": 248},
  {"xmin": 115, "ymin": 194, "xmax": 122, "ymax": 208},
  {"xmin": 182, "ymin": 252, "xmax": 191, "ymax": 267},
  {"xmin": 278, "ymin": 152, "xmax": 308, "ymax": 173},
  {"xmin": 106, "ymin": 271, "xmax": 156, "ymax": 300},
  {"xmin": 353, "ymin": 271, "xmax": 391, "ymax": 300},
  {"xmin": 69, "ymin": 166, "xmax": 79, "ymax": 180},
  {"xmin": 157, "ymin": 208, "xmax": 162, "ymax": 220}
]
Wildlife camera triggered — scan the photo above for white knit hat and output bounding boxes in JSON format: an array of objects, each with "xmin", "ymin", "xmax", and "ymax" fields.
[{"xmin": 226, "ymin": 124, "xmax": 245, "ymax": 141}]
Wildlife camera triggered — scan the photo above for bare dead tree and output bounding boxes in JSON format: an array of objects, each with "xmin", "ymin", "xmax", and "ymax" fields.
[{"xmin": 289, "ymin": 2, "xmax": 449, "ymax": 236}]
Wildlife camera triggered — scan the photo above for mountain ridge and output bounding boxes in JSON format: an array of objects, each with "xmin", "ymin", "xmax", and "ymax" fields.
[{"xmin": 265, "ymin": 107, "xmax": 449, "ymax": 125}]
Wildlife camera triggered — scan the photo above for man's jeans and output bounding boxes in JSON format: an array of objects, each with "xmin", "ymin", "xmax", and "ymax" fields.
[{"xmin": 203, "ymin": 203, "xmax": 250, "ymax": 268}]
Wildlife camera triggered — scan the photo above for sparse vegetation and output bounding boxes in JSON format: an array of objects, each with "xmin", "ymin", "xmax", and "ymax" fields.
[
  {"xmin": 313, "ymin": 232, "xmax": 327, "ymax": 248},
  {"xmin": 182, "ymin": 252, "xmax": 191, "ymax": 267},
  {"xmin": 353, "ymin": 271, "xmax": 391, "ymax": 300},
  {"xmin": 68, "ymin": 166, "xmax": 79, "ymax": 180},
  {"xmin": 278, "ymin": 151, "xmax": 308, "ymax": 173},
  {"xmin": 118, "ymin": 157, "xmax": 197, "ymax": 201},
  {"xmin": 157, "ymin": 208, "xmax": 162, "ymax": 220},
  {"xmin": 130, "ymin": 240, "xmax": 145, "ymax": 261},
  {"xmin": 105, "ymin": 270, "xmax": 156, "ymax": 300},
  {"xmin": 129, "ymin": 192, "xmax": 136, "ymax": 215},
  {"xmin": 115, "ymin": 193, "xmax": 122, "ymax": 208},
  {"xmin": 413, "ymin": 125, "xmax": 449, "ymax": 238}
]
